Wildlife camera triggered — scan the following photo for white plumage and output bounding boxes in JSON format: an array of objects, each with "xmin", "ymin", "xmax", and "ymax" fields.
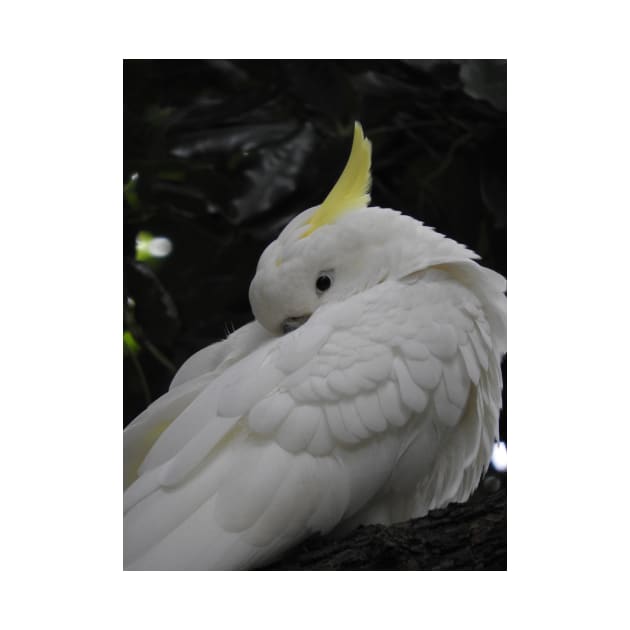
[{"xmin": 123, "ymin": 124, "xmax": 506, "ymax": 570}]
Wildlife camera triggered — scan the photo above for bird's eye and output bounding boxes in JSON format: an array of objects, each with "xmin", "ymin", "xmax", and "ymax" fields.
[{"xmin": 316, "ymin": 272, "xmax": 333, "ymax": 294}]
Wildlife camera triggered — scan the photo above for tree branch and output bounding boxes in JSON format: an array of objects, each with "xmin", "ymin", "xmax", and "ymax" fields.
[{"xmin": 263, "ymin": 486, "xmax": 506, "ymax": 571}]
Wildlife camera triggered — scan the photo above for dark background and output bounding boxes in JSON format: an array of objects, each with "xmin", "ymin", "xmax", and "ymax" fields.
[{"xmin": 123, "ymin": 60, "xmax": 507, "ymax": 454}]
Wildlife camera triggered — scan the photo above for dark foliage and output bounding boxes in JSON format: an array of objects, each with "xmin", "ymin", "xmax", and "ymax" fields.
[{"xmin": 123, "ymin": 60, "xmax": 507, "ymax": 570}]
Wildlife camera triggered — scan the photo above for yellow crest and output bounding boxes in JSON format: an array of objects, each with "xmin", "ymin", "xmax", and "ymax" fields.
[{"xmin": 300, "ymin": 122, "xmax": 372, "ymax": 238}]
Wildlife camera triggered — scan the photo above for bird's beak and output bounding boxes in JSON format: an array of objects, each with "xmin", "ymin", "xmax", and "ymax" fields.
[{"xmin": 282, "ymin": 315, "xmax": 310, "ymax": 334}]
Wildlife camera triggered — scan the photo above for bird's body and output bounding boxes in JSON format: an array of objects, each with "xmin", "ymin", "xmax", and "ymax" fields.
[{"xmin": 123, "ymin": 124, "xmax": 506, "ymax": 570}]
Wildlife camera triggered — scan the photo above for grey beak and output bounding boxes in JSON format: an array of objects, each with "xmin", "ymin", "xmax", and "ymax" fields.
[{"xmin": 282, "ymin": 315, "xmax": 310, "ymax": 335}]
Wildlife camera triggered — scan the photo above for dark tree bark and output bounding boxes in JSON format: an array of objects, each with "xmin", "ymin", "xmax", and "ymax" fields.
[{"xmin": 263, "ymin": 485, "xmax": 506, "ymax": 571}]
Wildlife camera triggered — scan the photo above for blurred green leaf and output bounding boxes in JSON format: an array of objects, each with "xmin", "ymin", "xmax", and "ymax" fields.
[
  {"xmin": 135, "ymin": 230, "xmax": 153, "ymax": 261},
  {"xmin": 123, "ymin": 330, "xmax": 141, "ymax": 355}
]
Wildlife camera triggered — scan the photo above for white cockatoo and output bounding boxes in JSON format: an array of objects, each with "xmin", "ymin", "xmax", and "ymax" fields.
[{"xmin": 124, "ymin": 122, "xmax": 506, "ymax": 570}]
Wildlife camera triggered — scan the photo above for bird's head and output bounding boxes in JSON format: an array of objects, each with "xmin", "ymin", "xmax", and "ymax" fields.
[{"xmin": 249, "ymin": 123, "xmax": 477, "ymax": 335}]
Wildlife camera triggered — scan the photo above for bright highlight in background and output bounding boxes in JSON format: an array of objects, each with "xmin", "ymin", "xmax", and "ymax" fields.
[
  {"xmin": 491, "ymin": 441, "xmax": 507, "ymax": 472},
  {"xmin": 135, "ymin": 231, "xmax": 173, "ymax": 261},
  {"xmin": 147, "ymin": 237, "xmax": 173, "ymax": 257}
]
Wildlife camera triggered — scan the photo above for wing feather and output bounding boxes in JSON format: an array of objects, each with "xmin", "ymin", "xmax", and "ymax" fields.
[
  {"xmin": 123, "ymin": 374, "xmax": 211, "ymax": 489},
  {"xmin": 392, "ymin": 356, "xmax": 430, "ymax": 414},
  {"xmin": 324, "ymin": 403, "xmax": 359, "ymax": 444},
  {"xmin": 307, "ymin": 413, "xmax": 336, "ymax": 455},
  {"xmin": 423, "ymin": 322, "xmax": 459, "ymax": 360},
  {"xmin": 275, "ymin": 405, "xmax": 321, "ymax": 453},
  {"xmin": 404, "ymin": 354, "xmax": 442, "ymax": 390},
  {"xmin": 459, "ymin": 340, "xmax": 481, "ymax": 384},
  {"xmin": 338, "ymin": 398, "xmax": 372, "ymax": 439},
  {"xmin": 376, "ymin": 380, "xmax": 409, "ymax": 428},
  {"xmin": 248, "ymin": 391, "xmax": 293, "ymax": 434},
  {"xmin": 355, "ymin": 390, "xmax": 389, "ymax": 433},
  {"xmin": 443, "ymin": 354, "xmax": 471, "ymax": 410}
]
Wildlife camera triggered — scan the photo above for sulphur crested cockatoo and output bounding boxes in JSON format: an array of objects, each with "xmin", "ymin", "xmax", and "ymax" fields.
[{"xmin": 124, "ymin": 122, "xmax": 506, "ymax": 570}]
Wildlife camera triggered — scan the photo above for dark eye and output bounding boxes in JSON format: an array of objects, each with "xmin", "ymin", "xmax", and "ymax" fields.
[{"xmin": 316, "ymin": 273, "xmax": 333, "ymax": 294}]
